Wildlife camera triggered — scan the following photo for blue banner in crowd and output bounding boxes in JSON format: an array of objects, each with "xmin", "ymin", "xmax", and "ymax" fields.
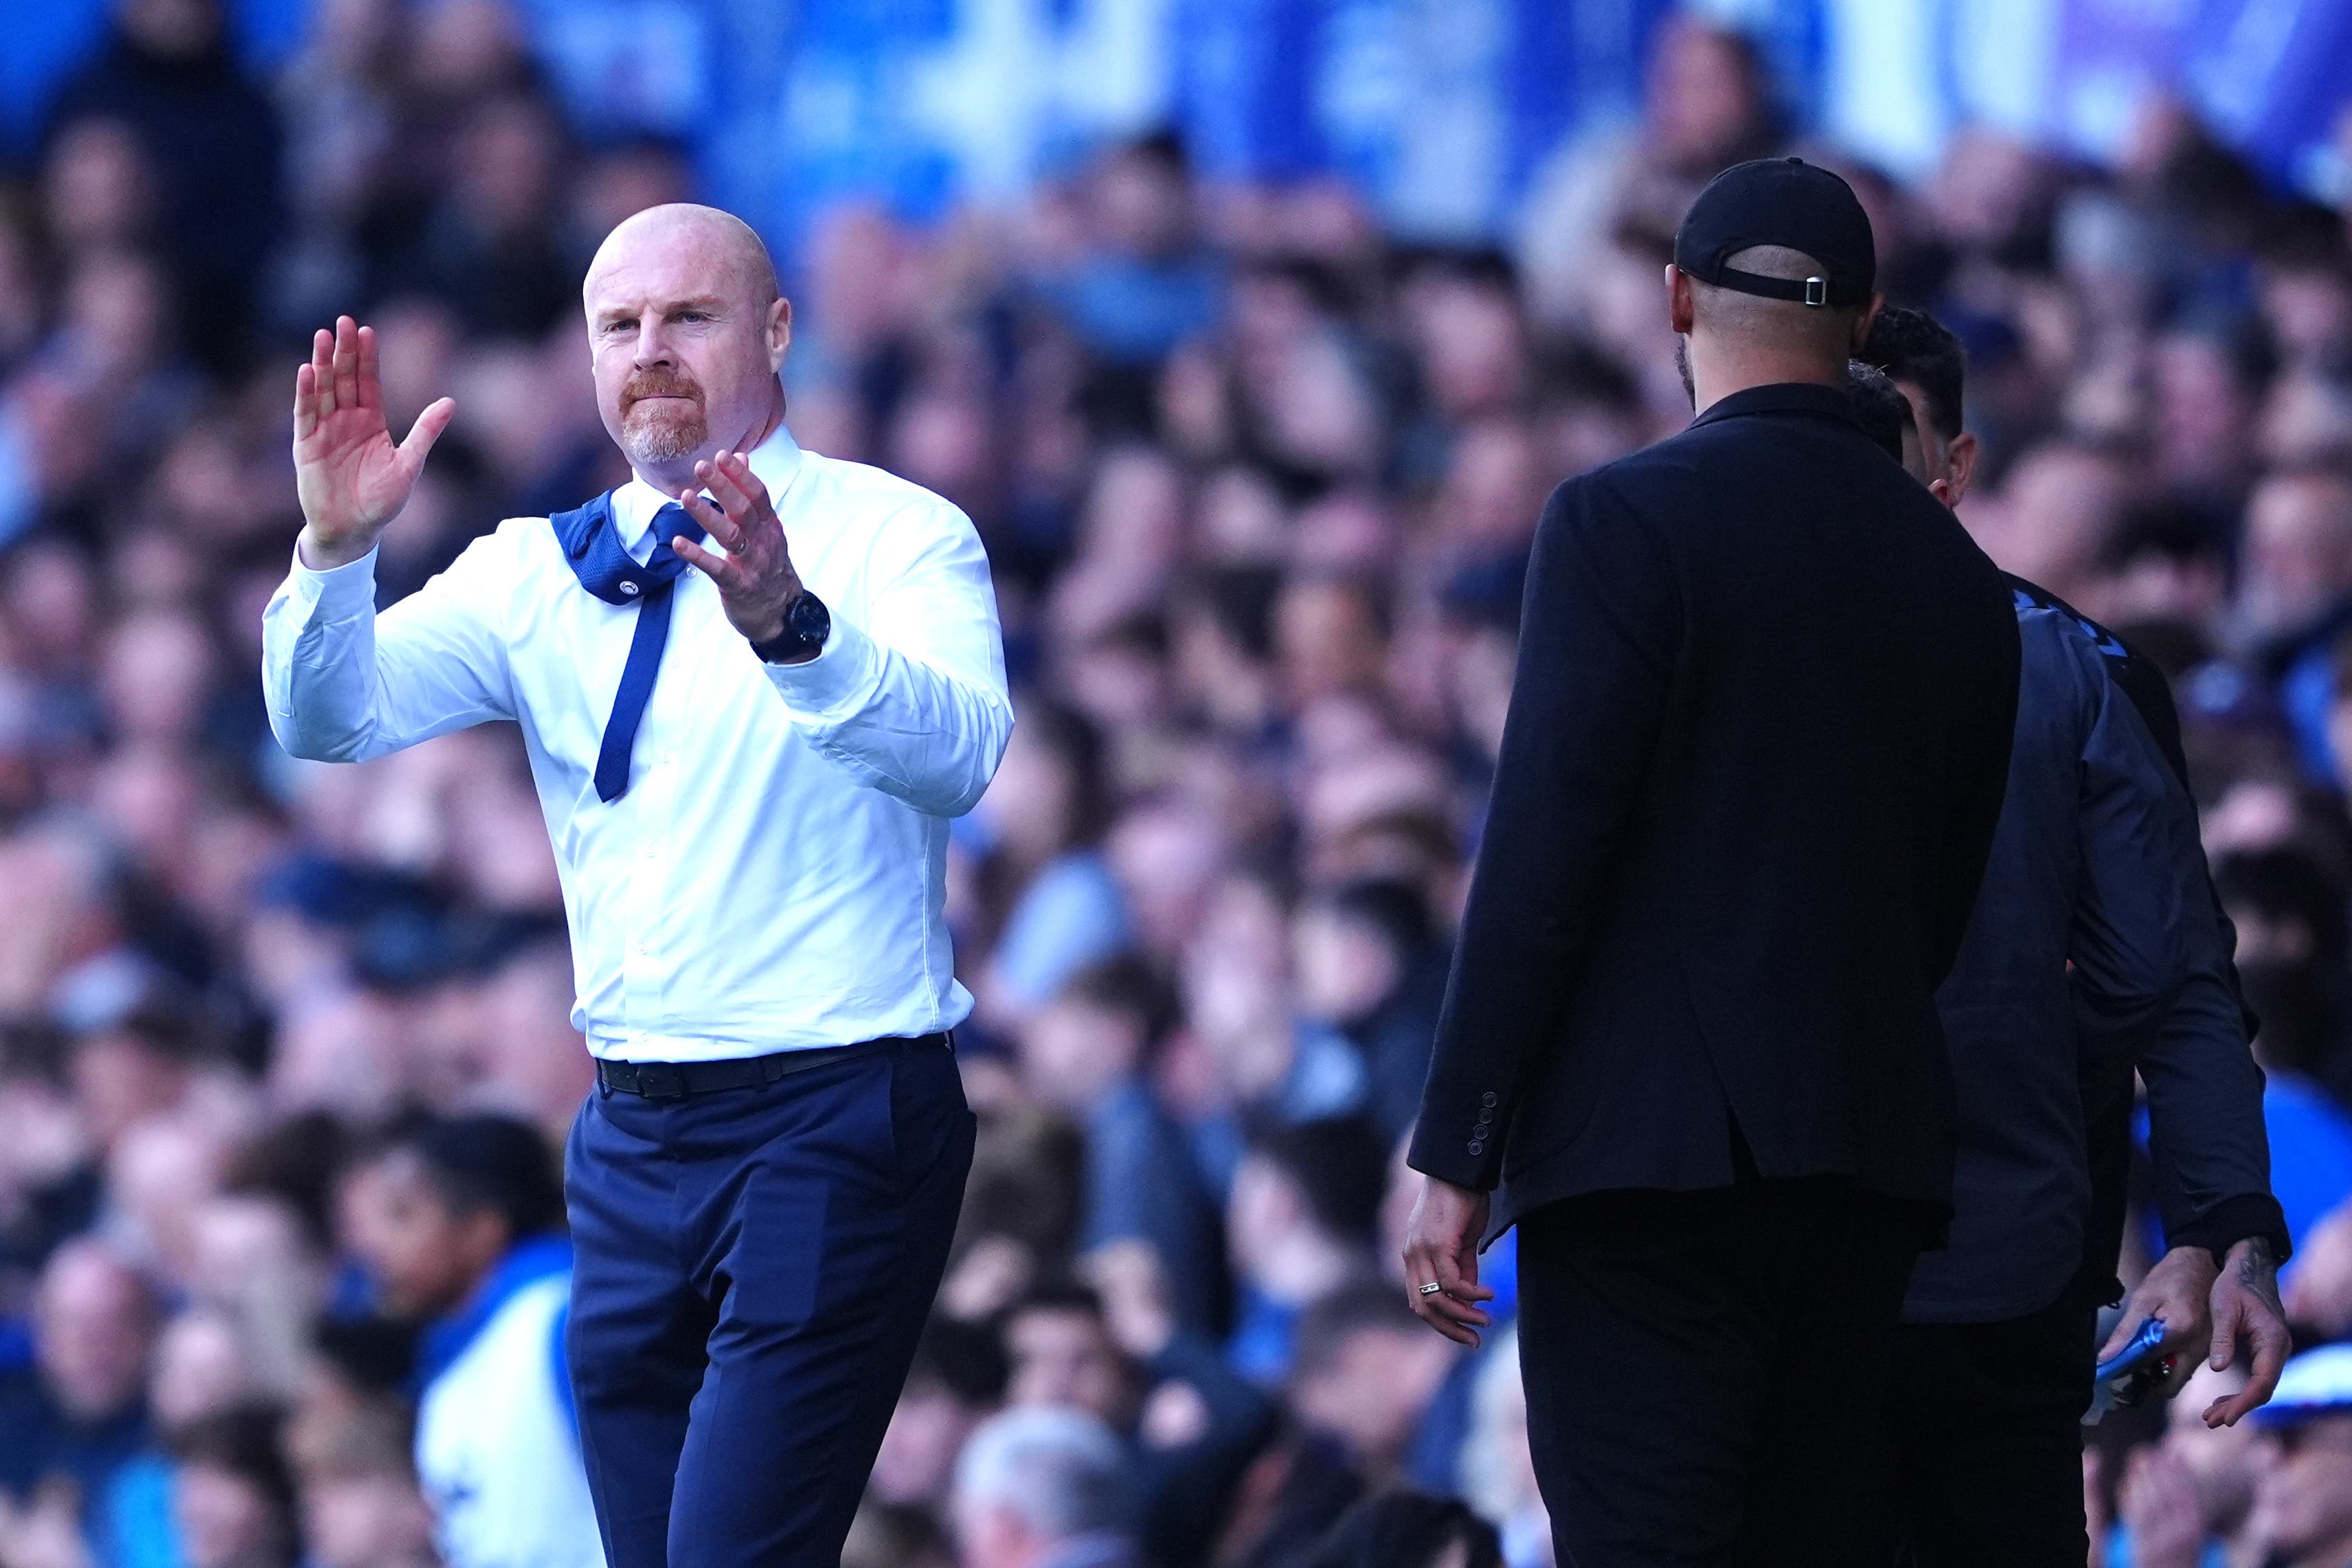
[
  {"xmin": 3, "ymin": 0, "xmax": 2347, "ymax": 259},
  {"xmin": 1816, "ymin": 0, "xmax": 2352, "ymax": 192}
]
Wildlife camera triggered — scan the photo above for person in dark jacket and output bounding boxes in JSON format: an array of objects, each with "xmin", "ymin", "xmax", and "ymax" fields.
[
  {"xmin": 43, "ymin": 0, "xmax": 284, "ymax": 372},
  {"xmin": 1396, "ymin": 159, "xmax": 2021, "ymax": 1565},
  {"xmin": 1856, "ymin": 309, "xmax": 2292, "ymax": 1565}
]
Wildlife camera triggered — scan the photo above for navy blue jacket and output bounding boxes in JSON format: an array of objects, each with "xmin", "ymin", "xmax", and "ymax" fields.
[
  {"xmin": 1906, "ymin": 579, "xmax": 2287, "ymax": 1322},
  {"xmin": 1410, "ymin": 383, "xmax": 2020, "ymax": 1239}
]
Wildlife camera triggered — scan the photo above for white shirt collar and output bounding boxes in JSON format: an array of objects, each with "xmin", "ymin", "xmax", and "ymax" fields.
[{"xmin": 609, "ymin": 417, "xmax": 805, "ymax": 554}]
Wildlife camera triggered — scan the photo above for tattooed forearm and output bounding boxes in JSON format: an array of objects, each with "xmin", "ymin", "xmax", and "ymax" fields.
[{"xmin": 2236, "ymin": 1236, "xmax": 2285, "ymax": 1317}]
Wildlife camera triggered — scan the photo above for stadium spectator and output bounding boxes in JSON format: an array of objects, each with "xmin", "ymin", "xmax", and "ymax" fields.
[
  {"xmin": 1016, "ymin": 957, "xmax": 1223, "ymax": 1334},
  {"xmin": 1223, "ymin": 1119, "xmax": 1386, "ymax": 1387},
  {"xmin": 872, "ymin": 1318, "xmax": 1009, "ymax": 1512},
  {"xmin": 2239, "ymin": 1346, "xmax": 2352, "ymax": 1565},
  {"xmin": 1296, "ymin": 1492, "xmax": 1502, "ymax": 1568},
  {"xmin": 168, "ymin": 1406, "xmax": 299, "ymax": 1568},
  {"xmin": 0, "ymin": 1240, "xmax": 158, "ymax": 1529},
  {"xmin": 950, "ymin": 1405, "xmax": 1135, "ymax": 1568},
  {"xmin": 335, "ymin": 1114, "xmax": 594, "ymax": 1568},
  {"xmin": 41, "ymin": 0, "xmax": 285, "ymax": 370}
]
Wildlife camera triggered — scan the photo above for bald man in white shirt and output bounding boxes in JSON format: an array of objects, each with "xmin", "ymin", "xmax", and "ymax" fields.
[{"xmin": 265, "ymin": 204, "xmax": 1009, "ymax": 1567}]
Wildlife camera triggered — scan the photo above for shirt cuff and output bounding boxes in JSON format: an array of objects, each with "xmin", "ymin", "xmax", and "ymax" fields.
[
  {"xmin": 289, "ymin": 542, "xmax": 381, "ymax": 617},
  {"xmin": 760, "ymin": 611, "xmax": 883, "ymax": 720}
]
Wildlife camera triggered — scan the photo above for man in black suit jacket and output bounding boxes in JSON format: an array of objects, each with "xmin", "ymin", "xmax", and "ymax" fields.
[{"xmin": 1399, "ymin": 160, "xmax": 2022, "ymax": 1565}]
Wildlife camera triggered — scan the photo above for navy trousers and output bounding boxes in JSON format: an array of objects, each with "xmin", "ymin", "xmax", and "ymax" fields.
[{"xmin": 564, "ymin": 1036, "xmax": 975, "ymax": 1567}]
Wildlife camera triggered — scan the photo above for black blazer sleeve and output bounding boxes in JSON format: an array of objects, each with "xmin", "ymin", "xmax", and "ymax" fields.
[
  {"xmin": 1930, "ymin": 673, "xmax": 2017, "ymax": 990},
  {"xmin": 1407, "ymin": 477, "xmax": 1680, "ymax": 1190}
]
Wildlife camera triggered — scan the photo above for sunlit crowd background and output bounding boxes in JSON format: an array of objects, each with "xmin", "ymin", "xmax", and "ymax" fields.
[{"xmin": 4, "ymin": 0, "xmax": 2352, "ymax": 1565}]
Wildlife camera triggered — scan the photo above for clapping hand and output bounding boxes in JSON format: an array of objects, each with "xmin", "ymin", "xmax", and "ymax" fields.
[
  {"xmin": 292, "ymin": 315, "xmax": 455, "ymax": 569},
  {"xmin": 671, "ymin": 449, "xmax": 808, "ymax": 652}
]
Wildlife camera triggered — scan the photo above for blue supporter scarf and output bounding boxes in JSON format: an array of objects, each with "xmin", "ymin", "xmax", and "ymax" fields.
[{"xmin": 547, "ymin": 491, "xmax": 708, "ymax": 803}]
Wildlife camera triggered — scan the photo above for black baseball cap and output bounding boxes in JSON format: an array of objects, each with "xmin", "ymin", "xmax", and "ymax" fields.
[{"xmin": 1673, "ymin": 157, "xmax": 1876, "ymax": 308}]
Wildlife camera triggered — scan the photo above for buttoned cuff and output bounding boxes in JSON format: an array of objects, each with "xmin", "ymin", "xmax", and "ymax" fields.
[
  {"xmin": 1406, "ymin": 1093, "xmax": 1506, "ymax": 1192},
  {"xmin": 761, "ymin": 611, "xmax": 883, "ymax": 720},
  {"xmin": 288, "ymin": 542, "xmax": 381, "ymax": 617}
]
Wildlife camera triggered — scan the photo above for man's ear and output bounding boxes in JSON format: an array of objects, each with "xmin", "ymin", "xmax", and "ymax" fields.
[
  {"xmin": 1665, "ymin": 264, "xmax": 1695, "ymax": 335},
  {"xmin": 1851, "ymin": 293, "xmax": 1884, "ymax": 356},
  {"xmin": 1942, "ymin": 430, "xmax": 1980, "ymax": 508},
  {"xmin": 767, "ymin": 295, "xmax": 794, "ymax": 373}
]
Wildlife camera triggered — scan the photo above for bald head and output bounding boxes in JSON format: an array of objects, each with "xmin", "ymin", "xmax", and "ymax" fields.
[
  {"xmin": 1669, "ymin": 244, "xmax": 1881, "ymax": 412},
  {"xmin": 586, "ymin": 203, "xmax": 780, "ymax": 313},
  {"xmin": 584, "ymin": 203, "xmax": 792, "ymax": 487},
  {"xmin": 37, "ymin": 1238, "xmax": 156, "ymax": 1421},
  {"xmin": 1689, "ymin": 246, "xmax": 1866, "ymax": 352}
]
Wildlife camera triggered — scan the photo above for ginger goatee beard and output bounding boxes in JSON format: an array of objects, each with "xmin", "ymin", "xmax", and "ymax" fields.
[{"xmin": 622, "ymin": 402, "xmax": 707, "ymax": 466}]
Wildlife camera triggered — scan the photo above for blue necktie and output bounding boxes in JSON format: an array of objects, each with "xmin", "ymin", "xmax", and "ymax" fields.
[{"xmin": 547, "ymin": 494, "xmax": 707, "ymax": 803}]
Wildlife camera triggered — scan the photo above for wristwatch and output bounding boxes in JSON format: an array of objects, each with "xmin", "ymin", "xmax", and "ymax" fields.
[{"xmin": 749, "ymin": 590, "xmax": 831, "ymax": 664}]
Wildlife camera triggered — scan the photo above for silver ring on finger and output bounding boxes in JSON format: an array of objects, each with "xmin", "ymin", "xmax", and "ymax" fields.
[{"xmin": 1417, "ymin": 1281, "xmax": 1444, "ymax": 1297}]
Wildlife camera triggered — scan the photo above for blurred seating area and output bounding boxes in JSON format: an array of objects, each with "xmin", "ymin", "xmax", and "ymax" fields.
[{"xmin": 4, "ymin": 1, "xmax": 2352, "ymax": 1565}]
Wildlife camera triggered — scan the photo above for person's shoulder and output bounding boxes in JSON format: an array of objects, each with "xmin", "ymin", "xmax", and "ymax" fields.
[
  {"xmin": 796, "ymin": 449, "xmax": 984, "ymax": 556},
  {"xmin": 2006, "ymin": 573, "xmax": 2140, "ymax": 677},
  {"xmin": 2007, "ymin": 584, "xmax": 2109, "ymax": 718},
  {"xmin": 799, "ymin": 448, "xmax": 960, "ymax": 514},
  {"xmin": 1533, "ymin": 447, "xmax": 1712, "ymax": 567},
  {"xmin": 2006, "ymin": 571, "xmax": 2189, "ymax": 747},
  {"xmin": 431, "ymin": 1271, "xmax": 569, "ymax": 1393},
  {"xmin": 1561, "ymin": 422, "xmax": 1757, "ymax": 516},
  {"xmin": 1538, "ymin": 451, "xmax": 1669, "ymax": 523}
]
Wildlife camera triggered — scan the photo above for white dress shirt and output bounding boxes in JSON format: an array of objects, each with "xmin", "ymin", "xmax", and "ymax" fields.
[{"xmin": 263, "ymin": 422, "xmax": 1013, "ymax": 1061}]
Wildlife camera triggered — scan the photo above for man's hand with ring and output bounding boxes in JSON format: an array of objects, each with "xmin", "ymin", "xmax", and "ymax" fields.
[
  {"xmin": 1401, "ymin": 1174, "xmax": 1495, "ymax": 1347},
  {"xmin": 2101, "ymin": 1245, "xmax": 2217, "ymax": 1402},
  {"xmin": 672, "ymin": 450, "xmax": 809, "ymax": 654}
]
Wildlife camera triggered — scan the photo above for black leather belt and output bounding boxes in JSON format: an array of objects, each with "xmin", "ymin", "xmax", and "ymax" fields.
[{"xmin": 596, "ymin": 1032, "xmax": 949, "ymax": 1099}]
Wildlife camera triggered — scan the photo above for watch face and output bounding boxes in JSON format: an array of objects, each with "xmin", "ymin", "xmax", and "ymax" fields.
[{"xmin": 791, "ymin": 593, "xmax": 830, "ymax": 643}]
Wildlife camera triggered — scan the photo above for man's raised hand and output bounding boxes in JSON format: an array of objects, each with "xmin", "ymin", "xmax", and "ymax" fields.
[
  {"xmin": 292, "ymin": 315, "xmax": 455, "ymax": 569},
  {"xmin": 672, "ymin": 450, "xmax": 807, "ymax": 652}
]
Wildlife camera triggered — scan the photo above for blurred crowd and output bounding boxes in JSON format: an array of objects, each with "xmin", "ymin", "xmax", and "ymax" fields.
[{"xmin": 8, "ymin": 0, "xmax": 2352, "ymax": 1565}]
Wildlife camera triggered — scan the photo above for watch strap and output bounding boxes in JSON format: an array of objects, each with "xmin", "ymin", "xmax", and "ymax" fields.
[{"xmin": 750, "ymin": 591, "xmax": 830, "ymax": 663}]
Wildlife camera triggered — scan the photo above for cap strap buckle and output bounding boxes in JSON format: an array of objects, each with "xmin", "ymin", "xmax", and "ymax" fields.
[{"xmin": 1803, "ymin": 276, "xmax": 1828, "ymax": 307}]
